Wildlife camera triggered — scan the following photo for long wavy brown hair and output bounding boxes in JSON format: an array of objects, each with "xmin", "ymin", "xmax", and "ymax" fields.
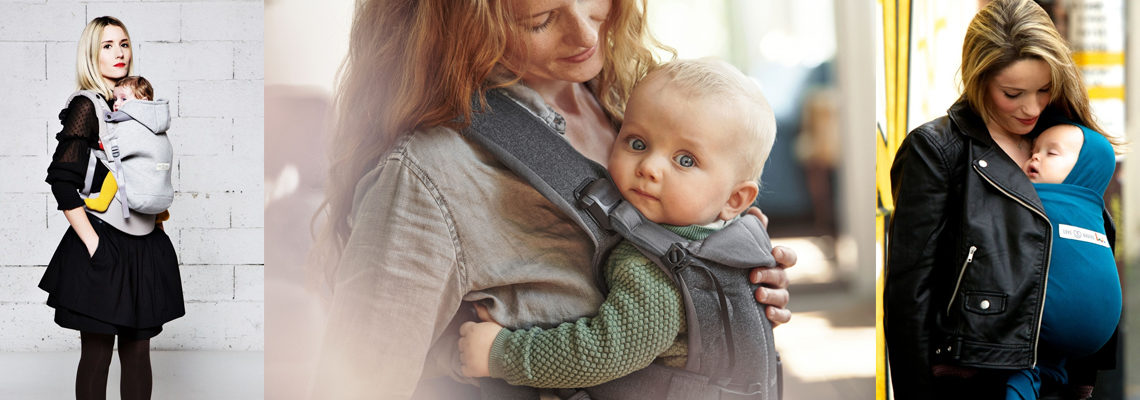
[
  {"xmin": 312, "ymin": 0, "xmax": 671, "ymax": 286},
  {"xmin": 961, "ymin": 0, "xmax": 1125, "ymax": 152}
]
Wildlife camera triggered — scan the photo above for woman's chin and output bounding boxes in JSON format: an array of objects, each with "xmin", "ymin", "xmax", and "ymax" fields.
[
  {"xmin": 102, "ymin": 73, "xmax": 129, "ymax": 82},
  {"xmin": 1003, "ymin": 120, "xmax": 1036, "ymax": 136},
  {"xmin": 543, "ymin": 56, "xmax": 605, "ymax": 83}
]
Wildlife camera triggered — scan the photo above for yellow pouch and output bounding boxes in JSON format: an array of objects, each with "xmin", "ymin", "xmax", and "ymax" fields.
[{"xmin": 83, "ymin": 172, "xmax": 118, "ymax": 212}]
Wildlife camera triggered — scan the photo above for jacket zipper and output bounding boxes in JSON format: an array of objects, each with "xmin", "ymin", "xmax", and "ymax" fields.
[
  {"xmin": 946, "ymin": 246, "xmax": 977, "ymax": 315},
  {"xmin": 973, "ymin": 164, "xmax": 1052, "ymax": 368}
]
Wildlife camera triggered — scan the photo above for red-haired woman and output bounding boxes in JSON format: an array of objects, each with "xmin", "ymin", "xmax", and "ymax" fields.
[{"xmin": 310, "ymin": 0, "xmax": 797, "ymax": 398}]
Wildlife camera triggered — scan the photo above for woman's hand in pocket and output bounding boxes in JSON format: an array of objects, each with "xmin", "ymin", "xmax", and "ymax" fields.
[
  {"xmin": 63, "ymin": 207, "xmax": 101, "ymax": 258},
  {"xmin": 86, "ymin": 236, "xmax": 100, "ymax": 257}
]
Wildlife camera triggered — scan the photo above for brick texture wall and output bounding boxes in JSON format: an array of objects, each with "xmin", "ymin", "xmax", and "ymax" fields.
[{"xmin": 0, "ymin": 1, "xmax": 264, "ymax": 351}]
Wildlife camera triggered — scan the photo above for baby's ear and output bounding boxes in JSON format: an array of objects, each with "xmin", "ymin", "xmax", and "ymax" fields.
[{"xmin": 719, "ymin": 180, "xmax": 760, "ymax": 221}]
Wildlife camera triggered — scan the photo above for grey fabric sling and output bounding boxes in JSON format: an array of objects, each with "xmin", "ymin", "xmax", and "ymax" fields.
[{"xmin": 463, "ymin": 89, "xmax": 782, "ymax": 400}]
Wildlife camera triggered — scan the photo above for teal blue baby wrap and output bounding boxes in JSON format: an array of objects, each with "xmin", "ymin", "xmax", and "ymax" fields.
[{"xmin": 1006, "ymin": 122, "xmax": 1120, "ymax": 400}]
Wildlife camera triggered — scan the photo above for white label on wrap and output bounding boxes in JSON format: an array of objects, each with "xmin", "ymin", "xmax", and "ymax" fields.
[
  {"xmin": 156, "ymin": 163, "xmax": 171, "ymax": 171},
  {"xmin": 1058, "ymin": 224, "xmax": 1110, "ymax": 248}
]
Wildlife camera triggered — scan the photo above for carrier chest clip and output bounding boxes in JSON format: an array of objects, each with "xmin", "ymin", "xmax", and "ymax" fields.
[
  {"xmin": 664, "ymin": 244, "xmax": 694, "ymax": 273},
  {"xmin": 575, "ymin": 178, "xmax": 623, "ymax": 232}
]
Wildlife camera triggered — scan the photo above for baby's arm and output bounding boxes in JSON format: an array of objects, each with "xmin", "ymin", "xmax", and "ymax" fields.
[{"xmin": 458, "ymin": 242, "xmax": 685, "ymax": 388}]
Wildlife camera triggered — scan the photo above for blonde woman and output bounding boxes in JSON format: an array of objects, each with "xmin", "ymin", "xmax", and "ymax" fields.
[
  {"xmin": 39, "ymin": 16, "xmax": 184, "ymax": 400},
  {"xmin": 311, "ymin": 0, "xmax": 796, "ymax": 398},
  {"xmin": 885, "ymin": 0, "xmax": 1122, "ymax": 399}
]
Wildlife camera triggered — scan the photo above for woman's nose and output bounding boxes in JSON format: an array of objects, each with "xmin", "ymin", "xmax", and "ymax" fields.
[
  {"xmin": 564, "ymin": 6, "xmax": 599, "ymax": 49},
  {"xmin": 1023, "ymin": 96, "xmax": 1044, "ymax": 116}
]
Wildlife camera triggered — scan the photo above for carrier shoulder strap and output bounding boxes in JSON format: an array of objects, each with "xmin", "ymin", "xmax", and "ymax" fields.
[{"xmin": 463, "ymin": 89, "xmax": 621, "ymax": 291}]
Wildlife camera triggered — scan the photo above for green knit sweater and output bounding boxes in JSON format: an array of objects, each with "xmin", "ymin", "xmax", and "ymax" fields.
[{"xmin": 487, "ymin": 224, "xmax": 719, "ymax": 388}]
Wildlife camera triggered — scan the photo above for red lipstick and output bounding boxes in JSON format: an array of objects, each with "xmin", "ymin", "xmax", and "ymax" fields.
[
  {"xmin": 114, "ymin": 63, "xmax": 126, "ymax": 68},
  {"xmin": 1016, "ymin": 116, "xmax": 1038, "ymax": 125},
  {"xmin": 560, "ymin": 46, "xmax": 597, "ymax": 63}
]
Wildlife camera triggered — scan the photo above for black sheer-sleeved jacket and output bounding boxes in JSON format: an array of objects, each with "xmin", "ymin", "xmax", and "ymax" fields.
[
  {"xmin": 884, "ymin": 100, "xmax": 1117, "ymax": 399},
  {"xmin": 46, "ymin": 95, "xmax": 110, "ymax": 210}
]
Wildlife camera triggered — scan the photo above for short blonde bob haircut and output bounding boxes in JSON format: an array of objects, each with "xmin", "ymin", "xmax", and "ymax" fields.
[
  {"xmin": 648, "ymin": 58, "xmax": 776, "ymax": 182},
  {"xmin": 961, "ymin": 0, "xmax": 1124, "ymax": 152},
  {"xmin": 76, "ymin": 16, "xmax": 135, "ymax": 99},
  {"xmin": 314, "ymin": 0, "xmax": 673, "ymax": 279}
]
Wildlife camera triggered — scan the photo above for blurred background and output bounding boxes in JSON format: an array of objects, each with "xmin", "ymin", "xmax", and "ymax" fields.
[
  {"xmin": 264, "ymin": 0, "xmax": 876, "ymax": 399},
  {"xmin": 875, "ymin": 0, "xmax": 1139, "ymax": 399}
]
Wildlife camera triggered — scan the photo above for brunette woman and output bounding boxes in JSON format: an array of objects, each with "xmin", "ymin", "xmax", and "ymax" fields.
[{"xmin": 885, "ymin": 1, "xmax": 1124, "ymax": 399}]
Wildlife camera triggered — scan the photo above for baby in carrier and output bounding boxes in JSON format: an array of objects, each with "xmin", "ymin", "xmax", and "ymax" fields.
[
  {"xmin": 83, "ymin": 76, "xmax": 172, "ymax": 223},
  {"xmin": 1006, "ymin": 121, "xmax": 1122, "ymax": 399},
  {"xmin": 457, "ymin": 58, "xmax": 777, "ymax": 389}
]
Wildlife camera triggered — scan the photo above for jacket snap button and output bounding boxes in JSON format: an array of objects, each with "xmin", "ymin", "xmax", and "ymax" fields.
[
  {"xmin": 980, "ymin": 299, "xmax": 990, "ymax": 309},
  {"xmin": 979, "ymin": 160, "xmax": 988, "ymax": 167}
]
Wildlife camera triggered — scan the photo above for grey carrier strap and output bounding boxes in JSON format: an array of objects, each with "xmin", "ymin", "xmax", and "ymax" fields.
[{"xmin": 463, "ymin": 89, "xmax": 782, "ymax": 400}]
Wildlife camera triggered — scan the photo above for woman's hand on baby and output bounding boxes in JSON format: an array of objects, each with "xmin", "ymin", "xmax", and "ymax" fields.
[
  {"xmin": 747, "ymin": 207, "xmax": 770, "ymax": 229},
  {"xmin": 746, "ymin": 206, "xmax": 794, "ymax": 327},
  {"xmin": 458, "ymin": 320, "xmax": 503, "ymax": 378},
  {"xmin": 753, "ymin": 247, "xmax": 794, "ymax": 326}
]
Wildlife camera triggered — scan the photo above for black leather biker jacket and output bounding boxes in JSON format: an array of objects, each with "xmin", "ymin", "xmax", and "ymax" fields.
[{"xmin": 884, "ymin": 101, "xmax": 1117, "ymax": 399}]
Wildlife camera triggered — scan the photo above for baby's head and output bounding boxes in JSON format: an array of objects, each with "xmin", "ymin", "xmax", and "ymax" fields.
[
  {"xmin": 608, "ymin": 58, "xmax": 777, "ymax": 226},
  {"xmin": 1024, "ymin": 124, "xmax": 1083, "ymax": 183},
  {"xmin": 112, "ymin": 76, "xmax": 153, "ymax": 112}
]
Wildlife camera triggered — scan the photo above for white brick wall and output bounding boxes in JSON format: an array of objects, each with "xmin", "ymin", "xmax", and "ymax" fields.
[{"xmin": 0, "ymin": 2, "xmax": 264, "ymax": 352}]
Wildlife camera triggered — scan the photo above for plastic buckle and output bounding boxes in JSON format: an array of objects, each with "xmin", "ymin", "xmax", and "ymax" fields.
[
  {"xmin": 663, "ymin": 244, "xmax": 693, "ymax": 273},
  {"xmin": 575, "ymin": 179, "xmax": 620, "ymax": 232}
]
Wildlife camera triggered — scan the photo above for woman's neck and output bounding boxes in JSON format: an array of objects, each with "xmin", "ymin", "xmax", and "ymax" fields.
[
  {"xmin": 520, "ymin": 76, "xmax": 616, "ymax": 166},
  {"xmin": 522, "ymin": 77, "xmax": 588, "ymax": 116},
  {"xmin": 985, "ymin": 122, "xmax": 1032, "ymax": 167}
]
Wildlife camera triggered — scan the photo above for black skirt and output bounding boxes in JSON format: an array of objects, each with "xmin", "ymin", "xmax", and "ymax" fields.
[{"xmin": 39, "ymin": 213, "xmax": 185, "ymax": 341}]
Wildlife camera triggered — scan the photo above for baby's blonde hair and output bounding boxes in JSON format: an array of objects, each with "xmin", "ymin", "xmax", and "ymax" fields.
[{"xmin": 647, "ymin": 58, "xmax": 776, "ymax": 182}]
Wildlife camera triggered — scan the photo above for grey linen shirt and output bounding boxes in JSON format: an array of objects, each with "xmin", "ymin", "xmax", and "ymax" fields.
[{"xmin": 311, "ymin": 78, "xmax": 603, "ymax": 399}]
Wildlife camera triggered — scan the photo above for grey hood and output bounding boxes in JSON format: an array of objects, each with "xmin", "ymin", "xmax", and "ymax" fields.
[{"xmin": 117, "ymin": 99, "xmax": 171, "ymax": 134}]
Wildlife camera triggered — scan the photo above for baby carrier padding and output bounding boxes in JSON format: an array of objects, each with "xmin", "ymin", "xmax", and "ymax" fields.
[
  {"xmin": 67, "ymin": 91, "xmax": 173, "ymax": 224},
  {"xmin": 463, "ymin": 90, "xmax": 782, "ymax": 400}
]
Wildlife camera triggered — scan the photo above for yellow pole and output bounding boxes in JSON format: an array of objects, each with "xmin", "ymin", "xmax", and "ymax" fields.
[{"xmin": 877, "ymin": 0, "xmax": 910, "ymax": 398}]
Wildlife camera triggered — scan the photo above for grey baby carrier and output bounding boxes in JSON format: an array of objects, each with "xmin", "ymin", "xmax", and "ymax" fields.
[
  {"xmin": 69, "ymin": 90, "xmax": 173, "ymax": 232},
  {"xmin": 463, "ymin": 90, "xmax": 783, "ymax": 400}
]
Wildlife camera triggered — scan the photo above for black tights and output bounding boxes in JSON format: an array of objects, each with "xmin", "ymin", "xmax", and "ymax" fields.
[{"xmin": 76, "ymin": 332, "xmax": 152, "ymax": 400}]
